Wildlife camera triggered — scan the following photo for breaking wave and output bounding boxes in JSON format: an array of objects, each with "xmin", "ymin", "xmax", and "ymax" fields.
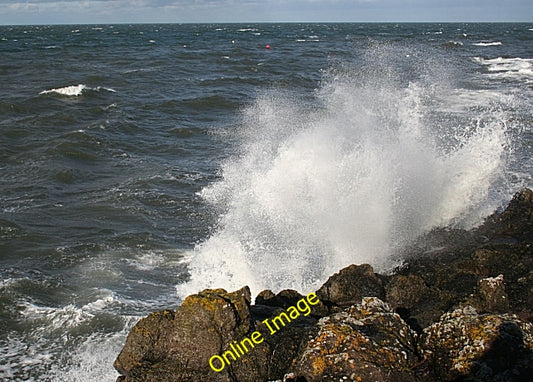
[{"xmin": 178, "ymin": 45, "xmax": 514, "ymax": 297}]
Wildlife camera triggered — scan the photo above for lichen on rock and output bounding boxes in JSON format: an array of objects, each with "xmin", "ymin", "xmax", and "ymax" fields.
[
  {"xmin": 114, "ymin": 189, "xmax": 533, "ymax": 382},
  {"xmin": 115, "ymin": 286, "xmax": 264, "ymax": 381},
  {"xmin": 291, "ymin": 297, "xmax": 420, "ymax": 382},
  {"xmin": 421, "ymin": 306, "xmax": 533, "ymax": 381}
]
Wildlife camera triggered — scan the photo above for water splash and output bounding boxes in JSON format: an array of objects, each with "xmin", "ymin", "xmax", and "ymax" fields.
[{"xmin": 178, "ymin": 45, "xmax": 511, "ymax": 298}]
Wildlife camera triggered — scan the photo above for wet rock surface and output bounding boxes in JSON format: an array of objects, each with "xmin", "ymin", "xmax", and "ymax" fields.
[{"xmin": 115, "ymin": 189, "xmax": 533, "ymax": 381}]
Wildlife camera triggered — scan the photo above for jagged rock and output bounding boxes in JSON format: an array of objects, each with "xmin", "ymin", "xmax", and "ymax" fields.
[
  {"xmin": 477, "ymin": 188, "xmax": 533, "ymax": 243},
  {"xmin": 115, "ymin": 287, "xmax": 320, "ymax": 382},
  {"xmin": 290, "ymin": 297, "xmax": 421, "ymax": 382},
  {"xmin": 114, "ymin": 189, "xmax": 533, "ymax": 382},
  {"xmin": 316, "ymin": 264, "xmax": 386, "ymax": 309},
  {"xmin": 393, "ymin": 189, "xmax": 533, "ymax": 328},
  {"xmin": 421, "ymin": 306, "xmax": 533, "ymax": 381},
  {"xmin": 114, "ymin": 309, "xmax": 176, "ymax": 378},
  {"xmin": 115, "ymin": 286, "xmax": 265, "ymax": 381},
  {"xmin": 256, "ymin": 289, "xmax": 277, "ymax": 305},
  {"xmin": 385, "ymin": 274, "xmax": 428, "ymax": 310},
  {"xmin": 471, "ymin": 247, "xmax": 533, "ymax": 317},
  {"xmin": 466, "ymin": 274, "xmax": 510, "ymax": 313}
]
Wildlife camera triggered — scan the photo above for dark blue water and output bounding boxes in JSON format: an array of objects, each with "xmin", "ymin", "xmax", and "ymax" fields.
[{"xmin": 1, "ymin": 23, "xmax": 532, "ymax": 380}]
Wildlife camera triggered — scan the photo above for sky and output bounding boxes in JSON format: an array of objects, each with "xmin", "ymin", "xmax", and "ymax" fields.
[{"xmin": 0, "ymin": 0, "xmax": 532, "ymax": 25}]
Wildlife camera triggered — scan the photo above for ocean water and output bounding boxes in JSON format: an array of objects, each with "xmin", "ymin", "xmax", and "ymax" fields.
[{"xmin": 0, "ymin": 23, "xmax": 532, "ymax": 380}]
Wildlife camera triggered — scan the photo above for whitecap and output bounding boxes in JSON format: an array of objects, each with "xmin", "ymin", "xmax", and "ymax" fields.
[
  {"xmin": 125, "ymin": 250, "xmax": 166, "ymax": 271},
  {"xmin": 39, "ymin": 84, "xmax": 116, "ymax": 97},
  {"xmin": 95, "ymin": 86, "xmax": 116, "ymax": 93},
  {"xmin": 444, "ymin": 41, "xmax": 463, "ymax": 47},
  {"xmin": 473, "ymin": 56, "xmax": 533, "ymax": 80},
  {"xmin": 473, "ymin": 41, "xmax": 502, "ymax": 46},
  {"xmin": 40, "ymin": 84, "xmax": 87, "ymax": 96}
]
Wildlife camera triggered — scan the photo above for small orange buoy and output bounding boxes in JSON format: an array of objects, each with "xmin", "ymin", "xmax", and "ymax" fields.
[{"xmin": 265, "ymin": 44, "xmax": 271, "ymax": 49}]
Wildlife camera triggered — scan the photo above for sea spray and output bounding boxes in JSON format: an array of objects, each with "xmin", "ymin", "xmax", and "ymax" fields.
[{"xmin": 177, "ymin": 47, "xmax": 511, "ymax": 298}]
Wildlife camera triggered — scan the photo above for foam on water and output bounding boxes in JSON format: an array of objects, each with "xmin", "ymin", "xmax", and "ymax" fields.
[
  {"xmin": 473, "ymin": 57, "xmax": 533, "ymax": 81},
  {"xmin": 0, "ymin": 289, "xmax": 136, "ymax": 382},
  {"xmin": 473, "ymin": 41, "xmax": 502, "ymax": 46},
  {"xmin": 178, "ymin": 47, "xmax": 513, "ymax": 298},
  {"xmin": 0, "ymin": 245, "xmax": 190, "ymax": 381},
  {"xmin": 39, "ymin": 84, "xmax": 116, "ymax": 96},
  {"xmin": 40, "ymin": 84, "xmax": 87, "ymax": 96}
]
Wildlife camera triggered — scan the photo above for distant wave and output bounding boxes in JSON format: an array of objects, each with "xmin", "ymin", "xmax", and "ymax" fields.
[
  {"xmin": 473, "ymin": 41, "xmax": 502, "ymax": 47},
  {"xmin": 473, "ymin": 57, "xmax": 533, "ymax": 80},
  {"xmin": 39, "ymin": 84, "xmax": 116, "ymax": 97},
  {"xmin": 443, "ymin": 41, "xmax": 463, "ymax": 48}
]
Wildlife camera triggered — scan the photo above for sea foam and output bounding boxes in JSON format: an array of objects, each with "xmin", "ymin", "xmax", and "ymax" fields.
[
  {"xmin": 473, "ymin": 41, "xmax": 502, "ymax": 47},
  {"xmin": 178, "ymin": 46, "xmax": 512, "ymax": 298},
  {"xmin": 473, "ymin": 57, "xmax": 533, "ymax": 81},
  {"xmin": 40, "ymin": 84, "xmax": 116, "ymax": 96}
]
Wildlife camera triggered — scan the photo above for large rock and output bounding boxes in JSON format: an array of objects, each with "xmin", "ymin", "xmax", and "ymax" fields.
[
  {"xmin": 421, "ymin": 306, "xmax": 533, "ymax": 381},
  {"xmin": 290, "ymin": 297, "xmax": 420, "ymax": 382},
  {"xmin": 316, "ymin": 264, "xmax": 386, "ymax": 309},
  {"xmin": 114, "ymin": 189, "xmax": 533, "ymax": 381},
  {"xmin": 385, "ymin": 274, "xmax": 428, "ymax": 310},
  {"xmin": 471, "ymin": 247, "xmax": 533, "ymax": 318},
  {"xmin": 466, "ymin": 274, "xmax": 510, "ymax": 313},
  {"xmin": 115, "ymin": 287, "xmax": 266, "ymax": 381},
  {"xmin": 477, "ymin": 188, "xmax": 533, "ymax": 243},
  {"xmin": 114, "ymin": 309, "xmax": 176, "ymax": 380},
  {"xmin": 255, "ymin": 289, "xmax": 329, "ymax": 318},
  {"xmin": 391, "ymin": 189, "xmax": 533, "ymax": 328},
  {"xmin": 115, "ymin": 287, "xmax": 318, "ymax": 382}
]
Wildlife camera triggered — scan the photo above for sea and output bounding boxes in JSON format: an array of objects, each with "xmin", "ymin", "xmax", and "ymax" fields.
[{"xmin": 0, "ymin": 23, "xmax": 532, "ymax": 380}]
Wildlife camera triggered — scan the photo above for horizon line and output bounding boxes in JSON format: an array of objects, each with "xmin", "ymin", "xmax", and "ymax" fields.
[{"xmin": 2, "ymin": 20, "xmax": 532, "ymax": 27}]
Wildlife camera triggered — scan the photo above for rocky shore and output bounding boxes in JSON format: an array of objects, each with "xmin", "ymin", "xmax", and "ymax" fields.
[{"xmin": 114, "ymin": 189, "xmax": 533, "ymax": 381}]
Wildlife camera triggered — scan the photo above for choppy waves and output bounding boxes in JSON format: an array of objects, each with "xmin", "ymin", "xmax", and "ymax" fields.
[
  {"xmin": 0, "ymin": 287, "xmax": 136, "ymax": 381},
  {"xmin": 1, "ymin": 23, "xmax": 532, "ymax": 382}
]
